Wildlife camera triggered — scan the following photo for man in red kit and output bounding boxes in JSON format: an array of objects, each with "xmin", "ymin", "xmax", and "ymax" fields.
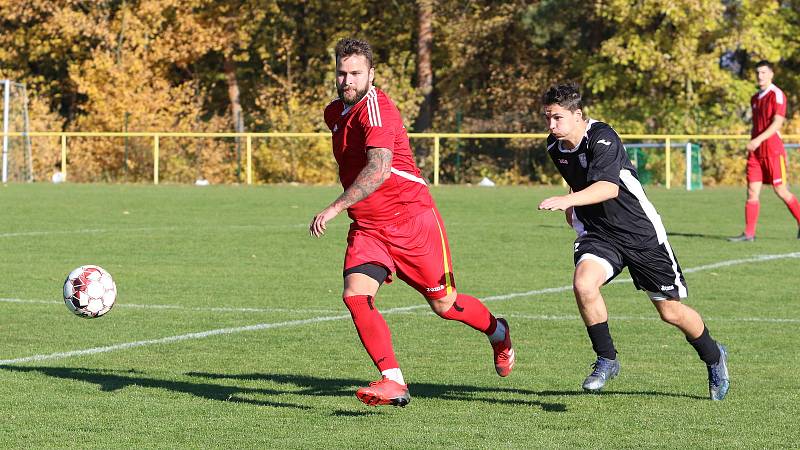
[
  {"xmin": 730, "ymin": 60, "xmax": 800, "ymax": 242},
  {"xmin": 309, "ymin": 38, "xmax": 514, "ymax": 407}
]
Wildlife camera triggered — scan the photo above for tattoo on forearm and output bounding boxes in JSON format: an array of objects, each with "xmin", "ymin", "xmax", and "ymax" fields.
[{"xmin": 333, "ymin": 148, "xmax": 393, "ymax": 210}]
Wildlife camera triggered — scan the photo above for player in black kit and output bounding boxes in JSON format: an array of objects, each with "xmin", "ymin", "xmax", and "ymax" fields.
[{"xmin": 537, "ymin": 83, "xmax": 729, "ymax": 400}]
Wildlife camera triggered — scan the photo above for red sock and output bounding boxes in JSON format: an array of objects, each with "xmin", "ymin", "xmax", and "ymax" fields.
[
  {"xmin": 785, "ymin": 195, "xmax": 800, "ymax": 226},
  {"xmin": 441, "ymin": 293, "xmax": 498, "ymax": 335},
  {"xmin": 343, "ymin": 295, "xmax": 398, "ymax": 372},
  {"xmin": 745, "ymin": 200, "xmax": 760, "ymax": 237}
]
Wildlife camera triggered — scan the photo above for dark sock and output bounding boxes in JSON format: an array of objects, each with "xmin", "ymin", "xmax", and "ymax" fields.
[
  {"xmin": 587, "ymin": 322, "xmax": 617, "ymax": 360},
  {"xmin": 687, "ymin": 326, "xmax": 721, "ymax": 365}
]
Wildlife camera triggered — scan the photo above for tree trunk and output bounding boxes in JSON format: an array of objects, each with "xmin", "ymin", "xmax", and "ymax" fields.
[
  {"xmin": 414, "ymin": 0, "xmax": 434, "ymax": 132},
  {"xmin": 224, "ymin": 56, "xmax": 244, "ymax": 182},
  {"xmin": 224, "ymin": 57, "xmax": 245, "ymax": 134}
]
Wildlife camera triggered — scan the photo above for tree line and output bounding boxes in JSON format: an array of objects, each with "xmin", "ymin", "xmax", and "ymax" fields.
[{"xmin": 1, "ymin": 0, "xmax": 798, "ymax": 184}]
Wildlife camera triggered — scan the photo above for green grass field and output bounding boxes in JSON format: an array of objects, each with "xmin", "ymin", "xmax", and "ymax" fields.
[{"xmin": 0, "ymin": 183, "xmax": 797, "ymax": 448}]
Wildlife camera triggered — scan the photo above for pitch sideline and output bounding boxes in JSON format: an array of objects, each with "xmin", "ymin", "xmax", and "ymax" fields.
[
  {"xmin": 1, "ymin": 251, "xmax": 798, "ymax": 365},
  {"xmin": 0, "ymin": 298, "xmax": 341, "ymax": 315}
]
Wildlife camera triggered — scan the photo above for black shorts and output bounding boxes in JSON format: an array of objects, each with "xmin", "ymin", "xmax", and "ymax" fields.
[{"xmin": 573, "ymin": 234, "xmax": 688, "ymax": 300}]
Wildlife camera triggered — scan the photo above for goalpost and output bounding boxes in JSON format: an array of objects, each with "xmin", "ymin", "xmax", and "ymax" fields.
[
  {"xmin": 1, "ymin": 79, "xmax": 33, "ymax": 183},
  {"xmin": 625, "ymin": 142, "xmax": 702, "ymax": 190}
]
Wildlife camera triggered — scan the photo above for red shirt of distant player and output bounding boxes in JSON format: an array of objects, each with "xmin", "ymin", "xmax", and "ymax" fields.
[
  {"xmin": 751, "ymin": 83, "xmax": 787, "ymax": 158},
  {"xmin": 324, "ymin": 87, "xmax": 433, "ymax": 227}
]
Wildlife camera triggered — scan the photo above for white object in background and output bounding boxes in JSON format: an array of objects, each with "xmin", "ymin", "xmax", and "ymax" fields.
[{"xmin": 478, "ymin": 176, "xmax": 495, "ymax": 187}]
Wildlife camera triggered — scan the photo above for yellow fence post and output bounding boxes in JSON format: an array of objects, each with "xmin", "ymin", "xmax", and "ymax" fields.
[
  {"xmin": 61, "ymin": 134, "xmax": 67, "ymax": 181},
  {"xmin": 153, "ymin": 134, "xmax": 159, "ymax": 185},
  {"xmin": 246, "ymin": 134, "xmax": 253, "ymax": 185},
  {"xmin": 433, "ymin": 135, "xmax": 440, "ymax": 186},
  {"xmin": 665, "ymin": 136, "xmax": 671, "ymax": 189},
  {"xmin": 15, "ymin": 131, "xmax": 779, "ymax": 186}
]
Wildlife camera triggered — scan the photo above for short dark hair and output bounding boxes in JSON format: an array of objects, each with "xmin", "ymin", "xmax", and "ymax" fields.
[
  {"xmin": 542, "ymin": 83, "xmax": 583, "ymax": 111},
  {"xmin": 755, "ymin": 60, "xmax": 773, "ymax": 71},
  {"xmin": 335, "ymin": 38, "xmax": 374, "ymax": 68}
]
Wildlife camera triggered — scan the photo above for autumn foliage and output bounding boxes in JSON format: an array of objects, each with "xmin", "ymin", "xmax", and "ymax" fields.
[{"xmin": 1, "ymin": 1, "xmax": 799, "ymax": 184}]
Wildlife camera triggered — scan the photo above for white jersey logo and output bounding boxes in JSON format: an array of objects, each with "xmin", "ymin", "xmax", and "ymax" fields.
[
  {"xmin": 574, "ymin": 242, "xmax": 580, "ymax": 252},
  {"xmin": 597, "ymin": 139, "xmax": 612, "ymax": 146},
  {"xmin": 660, "ymin": 285, "xmax": 675, "ymax": 291},
  {"xmin": 578, "ymin": 153, "xmax": 587, "ymax": 168},
  {"xmin": 332, "ymin": 124, "xmax": 339, "ymax": 133}
]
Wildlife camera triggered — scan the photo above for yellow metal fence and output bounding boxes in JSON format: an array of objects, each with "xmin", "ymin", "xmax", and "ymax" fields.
[{"xmin": 5, "ymin": 131, "xmax": 800, "ymax": 188}]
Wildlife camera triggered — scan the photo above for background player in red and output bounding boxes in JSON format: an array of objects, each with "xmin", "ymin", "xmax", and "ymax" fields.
[
  {"xmin": 729, "ymin": 60, "xmax": 800, "ymax": 241},
  {"xmin": 309, "ymin": 38, "xmax": 514, "ymax": 407}
]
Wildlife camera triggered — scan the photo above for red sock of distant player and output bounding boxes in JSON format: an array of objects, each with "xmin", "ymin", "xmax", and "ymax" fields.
[
  {"xmin": 745, "ymin": 200, "xmax": 760, "ymax": 237},
  {"xmin": 343, "ymin": 295, "xmax": 399, "ymax": 372},
  {"xmin": 784, "ymin": 195, "xmax": 800, "ymax": 226},
  {"xmin": 441, "ymin": 293, "xmax": 498, "ymax": 335}
]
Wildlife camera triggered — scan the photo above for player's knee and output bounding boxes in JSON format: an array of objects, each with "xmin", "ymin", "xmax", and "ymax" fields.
[
  {"xmin": 428, "ymin": 291, "xmax": 456, "ymax": 317},
  {"xmin": 656, "ymin": 303, "xmax": 683, "ymax": 325},
  {"xmin": 429, "ymin": 302, "xmax": 450, "ymax": 317},
  {"xmin": 573, "ymin": 278, "xmax": 601, "ymax": 302},
  {"xmin": 776, "ymin": 187, "xmax": 793, "ymax": 202}
]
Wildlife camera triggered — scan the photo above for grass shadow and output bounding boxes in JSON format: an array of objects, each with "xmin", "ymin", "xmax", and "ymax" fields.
[
  {"xmin": 0, "ymin": 365, "xmax": 703, "ymax": 412},
  {"xmin": 668, "ymin": 231, "xmax": 739, "ymax": 240},
  {"xmin": 536, "ymin": 225, "xmax": 733, "ymax": 242},
  {"xmin": 0, "ymin": 365, "xmax": 311, "ymax": 409},
  {"xmin": 330, "ymin": 409, "xmax": 381, "ymax": 417},
  {"xmin": 188, "ymin": 372, "xmax": 568, "ymax": 412},
  {"xmin": 534, "ymin": 389, "xmax": 707, "ymax": 400}
]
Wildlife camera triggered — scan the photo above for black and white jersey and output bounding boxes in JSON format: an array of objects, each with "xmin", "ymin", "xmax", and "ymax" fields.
[{"xmin": 546, "ymin": 120, "xmax": 667, "ymax": 250}]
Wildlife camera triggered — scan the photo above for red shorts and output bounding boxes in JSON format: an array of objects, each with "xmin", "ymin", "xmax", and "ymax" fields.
[
  {"xmin": 747, "ymin": 151, "xmax": 788, "ymax": 186},
  {"xmin": 344, "ymin": 207, "xmax": 456, "ymax": 300}
]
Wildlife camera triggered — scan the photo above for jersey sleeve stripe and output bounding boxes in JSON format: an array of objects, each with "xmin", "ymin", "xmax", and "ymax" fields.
[
  {"xmin": 371, "ymin": 93, "xmax": 380, "ymax": 127},
  {"xmin": 775, "ymin": 87, "xmax": 784, "ymax": 105},
  {"xmin": 366, "ymin": 90, "xmax": 382, "ymax": 127},
  {"xmin": 365, "ymin": 90, "xmax": 375, "ymax": 126},
  {"xmin": 366, "ymin": 91, "xmax": 377, "ymax": 126},
  {"xmin": 374, "ymin": 91, "xmax": 383, "ymax": 127}
]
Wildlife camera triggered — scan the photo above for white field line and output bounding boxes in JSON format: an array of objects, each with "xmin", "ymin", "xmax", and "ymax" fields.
[
  {"xmin": 396, "ymin": 312, "xmax": 800, "ymax": 324},
  {"xmin": 1, "ymin": 252, "xmax": 798, "ymax": 365},
  {"xmin": 0, "ymin": 314, "xmax": 350, "ymax": 365},
  {"xmin": 0, "ymin": 224, "xmax": 311, "ymax": 239},
  {"xmin": 0, "ymin": 298, "xmax": 339, "ymax": 314},
  {"xmin": 0, "ymin": 227, "xmax": 178, "ymax": 238}
]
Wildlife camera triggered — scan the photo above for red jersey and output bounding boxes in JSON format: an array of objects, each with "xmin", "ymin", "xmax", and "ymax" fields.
[
  {"xmin": 324, "ymin": 87, "xmax": 433, "ymax": 227},
  {"xmin": 751, "ymin": 84, "xmax": 787, "ymax": 157}
]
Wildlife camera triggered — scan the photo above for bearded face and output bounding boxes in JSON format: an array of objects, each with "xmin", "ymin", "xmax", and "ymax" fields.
[
  {"xmin": 338, "ymin": 82, "xmax": 370, "ymax": 106},
  {"xmin": 336, "ymin": 54, "xmax": 374, "ymax": 106}
]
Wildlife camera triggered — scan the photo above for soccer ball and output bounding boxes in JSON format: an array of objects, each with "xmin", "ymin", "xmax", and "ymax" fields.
[{"xmin": 63, "ymin": 265, "xmax": 117, "ymax": 318}]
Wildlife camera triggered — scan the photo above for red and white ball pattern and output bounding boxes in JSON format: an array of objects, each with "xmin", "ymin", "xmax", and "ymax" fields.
[{"xmin": 63, "ymin": 265, "xmax": 117, "ymax": 318}]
